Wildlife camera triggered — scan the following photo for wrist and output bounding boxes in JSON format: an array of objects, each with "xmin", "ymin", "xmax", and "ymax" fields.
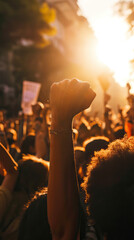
[{"xmin": 51, "ymin": 118, "xmax": 72, "ymax": 130}]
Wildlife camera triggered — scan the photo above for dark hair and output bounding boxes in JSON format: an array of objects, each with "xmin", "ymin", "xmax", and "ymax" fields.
[
  {"xmin": 113, "ymin": 126, "xmax": 126, "ymax": 139},
  {"xmin": 89, "ymin": 122, "xmax": 102, "ymax": 137},
  {"xmin": 74, "ymin": 146, "xmax": 85, "ymax": 171},
  {"xmin": 19, "ymin": 192, "xmax": 52, "ymax": 240},
  {"xmin": 82, "ymin": 137, "xmax": 134, "ymax": 239},
  {"xmin": 74, "ymin": 146, "xmax": 86, "ymax": 185},
  {"xmin": 83, "ymin": 136, "xmax": 109, "ymax": 162},
  {"xmin": 16, "ymin": 155, "xmax": 49, "ymax": 197},
  {"xmin": 77, "ymin": 123, "xmax": 90, "ymax": 145},
  {"xmin": 21, "ymin": 134, "xmax": 35, "ymax": 155}
]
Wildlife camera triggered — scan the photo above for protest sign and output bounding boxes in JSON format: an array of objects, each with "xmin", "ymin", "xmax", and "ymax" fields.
[{"xmin": 21, "ymin": 81, "xmax": 41, "ymax": 115}]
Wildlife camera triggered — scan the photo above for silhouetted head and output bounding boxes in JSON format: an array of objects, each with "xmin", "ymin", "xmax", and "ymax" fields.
[
  {"xmin": 74, "ymin": 146, "xmax": 86, "ymax": 184},
  {"xmin": 83, "ymin": 136, "xmax": 109, "ymax": 163},
  {"xmin": 77, "ymin": 123, "xmax": 90, "ymax": 145},
  {"xmin": 20, "ymin": 134, "xmax": 35, "ymax": 155},
  {"xmin": 32, "ymin": 102, "xmax": 44, "ymax": 117},
  {"xmin": 16, "ymin": 155, "xmax": 49, "ymax": 198},
  {"xmin": 89, "ymin": 122, "xmax": 102, "ymax": 137},
  {"xmin": 83, "ymin": 137, "xmax": 134, "ymax": 239},
  {"xmin": 113, "ymin": 126, "xmax": 126, "ymax": 140},
  {"xmin": 6, "ymin": 128, "xmax": 17, "ymax": 145}
]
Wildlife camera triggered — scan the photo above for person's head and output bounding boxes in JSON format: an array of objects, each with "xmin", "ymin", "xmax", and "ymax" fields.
[
  {"xmin": 83, "ymin": 136, "xmax": 134, "ymax": 239},
  {"xmin": 6, "ymin": 128, "xmax": 17, "ymax": 145},
  {"xmin": 0, "ymin": 123, "xmax": 4, "ymax": 132},
  {"xmin": 113, "ymin": 126, "xmax": 126, "ymax": 140},
  {"xmin": 83, "ymin": 136, "xmax": 109, "ymax": 162},
  {"xmin": 89, "ymin": 122, "xmax": 102, "ymax": 137},
  {"xmin": 20, "ymin": 133, "xmax": 35, "ymax": 155},
  {"xmin": 16, "ymin": 155, "xmax": 49, "ymax": 198},
  {"xmin": 19, "ymin": 192, "xmax": 52, "ymax": 240},
  {"xmin": 74, "ymin": 146, "xmax": 86, "ymax": 185},
  {"xmin": 32, "ymin": 102, "xmax": 44, "ymax": 117},
  {"xmin": 77, "ymin": 123, "xmax": 90, "ymax": 145}
]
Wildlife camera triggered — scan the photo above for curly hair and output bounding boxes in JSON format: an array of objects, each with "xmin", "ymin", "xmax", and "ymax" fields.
[{"xmin": 82, "ymin": 136, "xmax": 134, "ymax": 238}]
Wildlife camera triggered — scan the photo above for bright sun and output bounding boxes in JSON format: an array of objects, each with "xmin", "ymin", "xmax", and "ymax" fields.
[
  {"xmin": 78, "ymin": 0, "xmax": 134, "ymax": 91},
  {"xmin": 96, "ymin": 16, "xmax": 134, "ymax": 88}
]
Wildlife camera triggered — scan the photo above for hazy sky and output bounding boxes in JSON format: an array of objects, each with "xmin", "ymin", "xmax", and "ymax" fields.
[
  {"xmin": 77, "ymin": 0, "xmax": 134, "ymax": 89},
  {"xmin": 78, "ymin": 0, "xmax": 117, "ymax": 30},
  {"xmin": 78, "ymin": 0, "xmax": 117, "ymax": 29}
]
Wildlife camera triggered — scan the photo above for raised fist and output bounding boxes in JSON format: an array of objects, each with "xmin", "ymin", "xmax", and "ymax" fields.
[{"xmin": 50, "ymin": 79, "xmax": 96, "ymax": 125}]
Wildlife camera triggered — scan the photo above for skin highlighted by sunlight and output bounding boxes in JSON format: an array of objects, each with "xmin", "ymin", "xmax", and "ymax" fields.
[{"xmin": 96, "ymin": 17, "xmax": 134, "ymax": 87}]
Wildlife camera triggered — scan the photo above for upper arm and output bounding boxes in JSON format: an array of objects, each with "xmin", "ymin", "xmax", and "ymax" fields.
[{"xmin": 0, "ymin": 186, "xmax": 12, "ymax": 222}]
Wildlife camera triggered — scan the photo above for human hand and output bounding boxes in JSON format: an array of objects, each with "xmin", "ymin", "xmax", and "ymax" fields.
[
  {"xmin": 42, "ymin": 103, "xmax": 51, "ymax": 125},
  {"xmin": 0, "ymin": 143, "xmax": 18, "ymax": 174},
  {"xmin": 43, "ymin": 103, "xmax": 50, "ymax": 116},
  {"xmin": 50, "ymin": 79, "xmax": 96, "ymax": 128},
  {"xmin": 32, "ymin": 102, "xmax": 44, "ymax": 118},
  {"xmin": 0, "ymin": 163, "xmax": 6, "ymax": 176}
]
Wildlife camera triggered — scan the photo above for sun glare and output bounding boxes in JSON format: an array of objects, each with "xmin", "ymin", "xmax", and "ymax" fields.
[
  {"xmin": 96, "ymin": 17, "xmax": 134, "ymax": 87},
  {"xmin": 78, "ymin": 0, "xmax": 134, "ymax": 91}
]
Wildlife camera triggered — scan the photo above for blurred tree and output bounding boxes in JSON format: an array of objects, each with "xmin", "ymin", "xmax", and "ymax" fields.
[
  {"xmin": 12, "ymin": 45, "xmax": 68, "ymax": 107},
  {"xmin": 0, "ymin": 0, "xmax": 56, "ymax": 116},
  {"xmin": 12, "ymin": 44, "xmax": 97, "ymax": 109},
  {"xmin": 0, "ymin": 0, "xmax": 56, "ymax": 50}
]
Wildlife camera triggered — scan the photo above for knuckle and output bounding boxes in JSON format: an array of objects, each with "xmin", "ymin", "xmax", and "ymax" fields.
[
  {"xmin": 62, "ymin": 79, "xmax": 70, "ymax": 85},
  {"xmin": 71, "ymin": 78, "xmax": 79, "ymax": 84},
  {"xmin": 50, "ymin": 82, "xmax": 58, "ymax": 92},
  {"xmin": 84, "ymin": 81, "xmax": 90, "ymax": 88}
]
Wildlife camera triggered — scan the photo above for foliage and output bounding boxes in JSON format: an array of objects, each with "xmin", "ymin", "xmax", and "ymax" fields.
[
  {"xmin": 0, "ymin": 0, "xmax": 56, "ymax": 50},
  {"xmin": 12, "ymin": 45, "xmax": 68, "ymax": 102}
]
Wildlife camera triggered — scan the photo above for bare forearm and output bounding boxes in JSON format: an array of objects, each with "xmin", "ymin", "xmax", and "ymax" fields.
[
  {"xmin": 47, "ymin": 79, "xmax": 96, "ymax": 240},
  {"xmin": 48, "ymin": 122, "xmax": 80, "ymax": 239},
  {"xmin": 35, "ymin": 131, "xmax": 48, "ymax": 159},
  {"xmin": 0, "ymin": 143, "xmax": 18, "ymax": 192},
  {"xmin": 0, "ymin": 143, "xmax": 18, "ymax": 174}
]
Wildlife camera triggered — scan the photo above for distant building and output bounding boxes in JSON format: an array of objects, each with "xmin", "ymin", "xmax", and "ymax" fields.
[
  {"xmin": 45, "ymin": 0, "xmax": 97, "ymax": 64},
  {"xmin": 37, "ymin": 0, "xmax": 98, "ymax": 103}
]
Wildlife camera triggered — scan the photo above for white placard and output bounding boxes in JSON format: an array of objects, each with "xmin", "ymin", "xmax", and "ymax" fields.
[{"xmin": 21, "ymin": 81, "xmax": 41, "ymax": 115}]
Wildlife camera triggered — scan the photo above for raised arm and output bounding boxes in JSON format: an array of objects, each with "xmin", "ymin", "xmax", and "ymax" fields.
[
  {"xmin": 0, "ymin": 142, "xmax": 18, "ymax": 191},
  {"xmin": 0, "ymin": 143, "xmax": 18, "ymax": 222},
  {"xmin": 47, "ymin": 79, "xmax": 96, "ymax": 240},
  {"xmin": 35, "ymin": 104, "xmax": 50, "ymax": 160}
]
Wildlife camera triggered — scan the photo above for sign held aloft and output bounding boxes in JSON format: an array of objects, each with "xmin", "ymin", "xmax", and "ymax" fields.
[{"xmin": 21, "ymin": 81, "xmax": 41, "ymax": 115}]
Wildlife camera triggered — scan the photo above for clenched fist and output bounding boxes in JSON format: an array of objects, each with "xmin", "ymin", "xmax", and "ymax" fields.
[{"xmin": 50, "ymin": 79, "xmax": 96, "ymax": 127}]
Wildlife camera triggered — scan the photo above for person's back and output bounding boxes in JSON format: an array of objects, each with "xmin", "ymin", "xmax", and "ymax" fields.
[{"xmin": 19, "ymin": 192, "xmax": 52, "ymax": 240}]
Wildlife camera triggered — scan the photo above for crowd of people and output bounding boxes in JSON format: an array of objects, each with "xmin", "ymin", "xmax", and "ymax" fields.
[{"xmin": 0, "ymin": 78, "xmax": 134, "ymax": 240}]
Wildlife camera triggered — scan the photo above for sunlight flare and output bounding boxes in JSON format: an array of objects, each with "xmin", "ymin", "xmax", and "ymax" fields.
[
  {"xmin": 78, "ymin": 0, "xmax": 134, "ymax": 91},
  {"xmin": 96, "ymin": 17, "xmax": 133, "ymax": 87}
]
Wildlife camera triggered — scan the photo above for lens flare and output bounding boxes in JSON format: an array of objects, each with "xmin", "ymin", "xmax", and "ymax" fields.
[
  {"xmin": 96, "ymin": 17, "xmax": 134, "ymax": 88},
  {"xmin": 78, "ymin": 0, "xmax": 134, "ymax": 91}
]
